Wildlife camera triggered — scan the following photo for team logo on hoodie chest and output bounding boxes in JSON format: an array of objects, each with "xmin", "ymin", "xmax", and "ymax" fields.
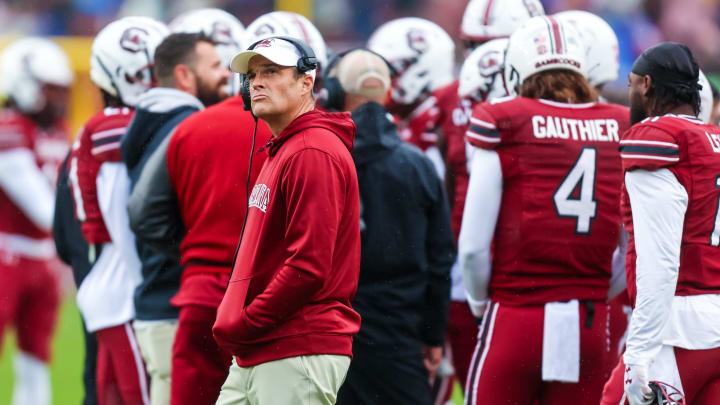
[{"xmin": 249, "ymin": 183, "xmax": 271, "ymax": 213}]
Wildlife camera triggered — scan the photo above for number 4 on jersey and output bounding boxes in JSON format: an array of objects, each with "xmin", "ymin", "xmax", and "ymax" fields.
[{"xmin": 553, "ymin": 148, "xmax": 598, "ymax": 234}]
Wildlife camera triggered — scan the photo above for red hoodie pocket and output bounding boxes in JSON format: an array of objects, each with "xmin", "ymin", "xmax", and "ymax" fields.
[{"xmin": 212, "ymin": 276, "xmax": 252, "ymax": 351}]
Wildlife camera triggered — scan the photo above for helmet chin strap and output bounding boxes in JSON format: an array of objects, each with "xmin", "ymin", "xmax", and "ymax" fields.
[{"xmin": 95, "ymin": 55, "xmax": 123, "ymax": 103}]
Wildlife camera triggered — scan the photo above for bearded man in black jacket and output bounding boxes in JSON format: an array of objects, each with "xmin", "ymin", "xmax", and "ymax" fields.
[{"xmin": 326, "ymin": 49, "xmax": 456, "ymax": 405}]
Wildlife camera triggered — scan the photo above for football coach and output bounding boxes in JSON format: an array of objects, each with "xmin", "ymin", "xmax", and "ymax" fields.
[{"xmin": 213, "ymin": 36, "xmax": 362, "ymax": 405}]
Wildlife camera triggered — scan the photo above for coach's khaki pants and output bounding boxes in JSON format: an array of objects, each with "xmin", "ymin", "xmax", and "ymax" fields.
[
  {"xmin": 216, "ymin": 355, "xmax": 350, "ymax": 405},
  {"xmin": 134, "ymin": 320, "xmax": 178, "ymax": 405}
]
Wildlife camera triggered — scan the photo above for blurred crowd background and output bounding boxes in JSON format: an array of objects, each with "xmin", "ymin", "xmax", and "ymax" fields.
[
  {"xmin": 2, "ymin": 0, "xmax": 720, "ymax": 135},
  {"xmin": 3, "ymin": 0, "xmax": 720, "ymax": 74}
]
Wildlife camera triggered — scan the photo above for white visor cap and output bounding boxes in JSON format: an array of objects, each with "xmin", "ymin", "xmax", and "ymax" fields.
[{"xmin": 230, "ymin": 37, "xmax": 316, "ymax": 80}]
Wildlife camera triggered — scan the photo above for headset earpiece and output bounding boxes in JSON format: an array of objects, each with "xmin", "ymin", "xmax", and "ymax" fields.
[
  {"xmin": 241, "ymin": 74, "xmax": 252, "ymax": 112},
  {"xmin": 320, "ymin": 77, "xmax": 345, "ymax": 111}
]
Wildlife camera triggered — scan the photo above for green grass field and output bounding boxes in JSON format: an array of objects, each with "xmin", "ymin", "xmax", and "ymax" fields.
[
  {"xmin": 0, "ymin": 297, "xmax": 86, "ymax": 404},
  {"xmin": 0, "ymin": 298, "xmax": 464, "ymax": 404}
]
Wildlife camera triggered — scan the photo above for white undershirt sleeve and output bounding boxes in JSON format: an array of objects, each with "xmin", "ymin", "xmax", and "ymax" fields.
[
  {"xmin": 0, "ymin": 148, "xmax": 55, "ymax": 231},
  {"xmin": 458, "ymin": 146, "xmax": 503, "ymax": 318},
  {"xmin": 623, "ymin": 168, "xmax": 687, "ymax": 368},
  {"xmin": 608, "ymin": 226, "xmax": 629, "ymax": 301},
  {"xmin": 97, "ymin": 162, "xmax": 141, "ymax": 269}
]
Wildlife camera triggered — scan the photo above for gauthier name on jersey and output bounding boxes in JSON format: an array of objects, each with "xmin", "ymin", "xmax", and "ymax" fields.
[{"xmin": 531, "ymin": 115, "xmax": 620, "ymax": 142}]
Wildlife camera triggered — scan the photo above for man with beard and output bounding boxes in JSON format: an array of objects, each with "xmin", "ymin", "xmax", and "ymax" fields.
[
  {"xmin": 600, "ymin": 42, "xmax": 720, "ymax": 405},
  {"xmin": 120, "ymin": 31, "xmax": 230, "ymax": 405}
]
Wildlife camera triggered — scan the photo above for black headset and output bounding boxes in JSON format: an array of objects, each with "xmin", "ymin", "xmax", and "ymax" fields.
[
  {"xmin": 320, "ymin": 47, "xmax": 396, "ymax": 111},
  {"xmin": 240, "ymin": 35, "xmax": 319, "ymax": 112}
]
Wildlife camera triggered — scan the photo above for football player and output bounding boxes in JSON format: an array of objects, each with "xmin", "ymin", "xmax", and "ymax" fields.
[
  {"xmin": 460, "ymin": 0, "xmax": 544, "ymax": 52},
  {"xmin": 69, "ymin": 16, "xmax": 168, "ymax": 405},
  {"xmin": 367, "ymin": 17, "xmax": 454, "ymax": 179},
  {"xmin": 459, "ymin": 15, "xmax": 630, "ymax": 404},
  {"xmin": 0, "ymin": 37, "xmax": 73, "ymax": 405},
  {"xmin": 600, "ymin": 42, "xmax": 720, "ymax": 405},
  {"xmin": 169, "ymin": 8, "xmax": 244, "ymax": 96}
]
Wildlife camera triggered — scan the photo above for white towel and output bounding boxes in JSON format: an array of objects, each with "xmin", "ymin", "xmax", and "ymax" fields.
[
  {"xmin": 542, "ymin": 300, "xmax": 580, "ymax": 382},
  {"xmin": 649, "ymin": 345, "xmax": 684, "ymax": 395}
]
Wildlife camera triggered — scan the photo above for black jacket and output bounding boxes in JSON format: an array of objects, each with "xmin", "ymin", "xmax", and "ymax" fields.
[
  {"xmin": 121, "ymin": 88, "xmax": 201, "ymax": 320},
  {"xmin": 53, "ymin": 154, "xmax": 92, "ymax": 286},
  {"xmin": 350, "ymin": 102, "xmax": 455, "ymax": 355},
  {"xmin": 127, "ymin": 136, "xmax": 183, "ymax": 259}
]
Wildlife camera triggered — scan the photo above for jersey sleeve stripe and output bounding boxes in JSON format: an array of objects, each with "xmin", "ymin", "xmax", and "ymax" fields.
[
  {"xmin": 470, "ymin": 117, "xmax": 497, "ymax": 129},
  {"xmin": 620, "ymin": 153, "xmax": 680, "ymax": 162},
  {"xmin": 619, "ymin": 145, "xmax": 680, "ymax": 156},
  {"xmin": 90, "ymin": 127, "xmax": 127, "ymax": 141},
  {"xmin": 92, "ymin": 134, "xmax": 122, "ymax": 148},
  {"xmin": 468, "ymin": 124, "xmax": 500, "ymax": 137},
  {"xmin": 619, "ymin": 139, "xmax": 679, "ymax": 148},
  {"xmin": 92, "ymin": 142, "xmax": 121, "ymax": 156},
  {"xmin": 467, "ymin": 130, "xmax": 501, "ymax": 143}
]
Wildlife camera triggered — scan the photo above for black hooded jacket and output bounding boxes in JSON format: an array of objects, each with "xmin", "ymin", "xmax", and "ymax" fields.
[
  {"xmin": 53, "ymin": 154, "xmax": 92, "ymax": 286},
  {"xmin": 121, "ymin": 88, "xmax": 201, "ymax": 321},
  {"xmin": 350, "ymin": 102, "xmax": 455, "ymax": 355}
]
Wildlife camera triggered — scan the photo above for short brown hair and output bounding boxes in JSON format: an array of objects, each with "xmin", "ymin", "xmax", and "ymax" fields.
[
  {"xmin": 519, "ymin": 70, "xmax": 598, "ymax": 104},
  {"xmin": 153, "ymin": 32, "xmax": 215, "ymax": 85}
]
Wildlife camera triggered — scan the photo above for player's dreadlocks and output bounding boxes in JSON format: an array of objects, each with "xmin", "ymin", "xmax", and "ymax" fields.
[{"xmin": 645, "ymin": 76, "xmax": 702, "ymax": 117}]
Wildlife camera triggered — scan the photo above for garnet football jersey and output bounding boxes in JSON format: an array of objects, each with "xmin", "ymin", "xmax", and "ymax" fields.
[
  {"xmin": 396, "ymin": 97, "xmax": 441, "ymax": 151},
  {"xmin": 467, "ymin": 96, "xmax": 630, "ymax": 306},
  {"xmin": 621, "ymin": 114, "xmax": 720, "ymax": 305},
  {"xmin": 436, "ymin": 81, "xmax": 473, "ymax": 240},
  {"xmin": 0, "ymin": 109, "xmax": 68, "ymax": 240},
  {"xmin": 69, "ymin": 107, "xmax": 133, "ymax": 244}
]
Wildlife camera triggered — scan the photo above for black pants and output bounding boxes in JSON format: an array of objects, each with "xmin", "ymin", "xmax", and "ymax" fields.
[
  {"xmin": 81, "ymin": 319, "xmax": 98, "ymax": 405},
  {"xmin": 336, "ymin": 347, "xmax": 431, "ymax": 405}
]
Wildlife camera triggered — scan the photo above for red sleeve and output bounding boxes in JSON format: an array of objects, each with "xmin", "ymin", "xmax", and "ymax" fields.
[
  {"xmin": 619, "ymin": 123, "xmax": 680, "ymax": 171},
  {"xmin": 240, "ymin": 147, "xmax": 346, "ymax": 334},
  {"xmin": 466, "ymin": 102, "xmax": 501, "ymax": 150},
  {"xmin": 90, "ymin": 120, "xmax": 127, "ymax": 163}
]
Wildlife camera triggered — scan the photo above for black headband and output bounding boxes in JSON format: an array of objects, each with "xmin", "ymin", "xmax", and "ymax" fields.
[{"xmin": 632, "ymin": 42, "xmax": 701, "ymax": 91}]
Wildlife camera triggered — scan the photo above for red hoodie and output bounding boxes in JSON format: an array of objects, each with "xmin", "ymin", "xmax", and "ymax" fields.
[
  {"xmin": 213, "ymin": 109, "xmax": 361, "ymax": 367},
  {"xmin": 166, "ymin": 96, "xmax": 272, "ymax": 308}
]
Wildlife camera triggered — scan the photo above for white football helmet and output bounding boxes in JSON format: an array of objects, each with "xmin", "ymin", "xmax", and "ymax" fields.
[
  {"xmin": 458, "ymin": 38, "xmax": 509, "ymax": 102},
  {"xmin": 170, "ymin": 8, "xmax": 244, "ymax": 67},
  {"xmin": 555, "ymin": 10, "xmax": 619, "ymax": 88},
  {"xmin": 90, "ymin": 16, "xmax": 169, "ymax": 107},
  {"xmin": 0, "ymin": 37, "xmax": 74, "ymax": 114},
  {"xmin": 699, "ymin": 70, "xmax": 713, "ymax": 123},
  {"xmin": 243, "ymin": 11, "xmax": 328, "ymax": 69},
  {"xmin": 504, "ymin": 15, "xmax": 586, "ymax": 95},
  {"xmin": 460, "ymin": 0, "xmax": 545, "ymax": 48},
  {"xmin": 170, "ymin": 8, "xmax": 244, "ymax": 95},
  {"xmin": 368, "ymin": 17, "xmax": 455, "ymax": 106}
]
